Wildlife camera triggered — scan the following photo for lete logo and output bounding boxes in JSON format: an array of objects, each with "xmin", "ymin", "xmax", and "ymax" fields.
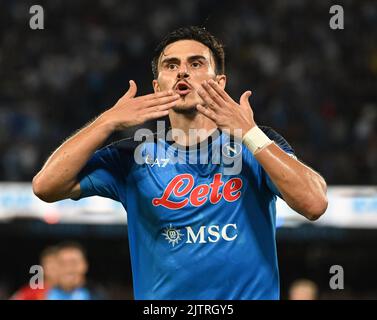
[{"xmin": 152, "ymin": 173, "xmax": 243, "ymax": 209}]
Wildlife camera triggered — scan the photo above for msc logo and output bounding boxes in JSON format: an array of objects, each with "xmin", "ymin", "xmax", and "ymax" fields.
[
  {"xmin": 186, "ymin": 224, "xmax": 238, "ymax": 244},
  {"xmin": 162, "ymin": 224, "xmax": 184, "ymax": 247},
  {"xmin": 162, "ymin": 224, "xmax": 238, "ymax": 246}
]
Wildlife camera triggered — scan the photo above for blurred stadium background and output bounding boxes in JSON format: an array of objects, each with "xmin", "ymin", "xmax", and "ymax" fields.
[{"xmin": 0, "ymin": 0, "xmax": 376, "ymax": 299}]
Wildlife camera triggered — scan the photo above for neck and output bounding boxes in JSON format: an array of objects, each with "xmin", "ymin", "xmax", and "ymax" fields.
[{"xmin": 168, "ymin": 109, "xmax": 218, "ymax": 146}]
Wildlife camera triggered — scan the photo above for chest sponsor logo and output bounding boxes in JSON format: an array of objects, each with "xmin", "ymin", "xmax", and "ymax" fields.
[
  {"xmin": 162, "ymin": 224, "xmax": 184, "ymax": 247},
  {"xmin": 152, "ymin": 173, "xmax": 243, "ymax": 209},
  {"xmin": 162, "ymin": 224, "xmax": 238, "ymax": 246}
]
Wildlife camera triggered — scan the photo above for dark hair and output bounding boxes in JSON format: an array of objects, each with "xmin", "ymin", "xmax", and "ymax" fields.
[
  {"xmin": 151, "ymin": 26, "xmax": 225, "ymax": 79},
  {"xmin": 40, "ymin": 246, "xmax": 59, "ymax": 262}
]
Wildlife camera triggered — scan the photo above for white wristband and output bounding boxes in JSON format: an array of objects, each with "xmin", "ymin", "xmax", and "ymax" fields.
[{"xmin": 242, "ymin": 126, "xmax": 273, "ymax": 154}]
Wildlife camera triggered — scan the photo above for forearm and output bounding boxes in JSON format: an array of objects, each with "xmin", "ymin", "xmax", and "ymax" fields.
[
  {"xmin": 32, "ymin": 113, "xmax": 115, "ymax": 200},
  {"xmin": 254, "ymin": 143, "xmax": 328, "ymax": 220},
  {"xmin": 32, "ymin": 81, "xmax": 179, "ymax": 202},
  {"xmin": 194, "ymin": 80, "xmax": 328, "ymax": 219}
]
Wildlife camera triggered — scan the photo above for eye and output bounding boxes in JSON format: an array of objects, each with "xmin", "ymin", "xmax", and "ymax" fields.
[
  {"xmin": 191, "ymin": 61, "xmax": 202, "ymax": 68},
  {"xmin": 168, "ymin": 64, "xmax": 178, "ymax": 70}
]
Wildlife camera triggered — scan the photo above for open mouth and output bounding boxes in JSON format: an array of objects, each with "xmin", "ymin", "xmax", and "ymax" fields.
[{"xmin": 175, "ymin": 82, "xmax": 192, "ymax": 96}]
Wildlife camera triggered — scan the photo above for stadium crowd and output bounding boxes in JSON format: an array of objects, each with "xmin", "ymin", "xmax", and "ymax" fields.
[
  {"xmin": 0, "ymin": 0, "xmax": 376, "ymax": 184},
  {"xmin": 1, "ymin": 0, "xmax": 376, "ymax": 301}
]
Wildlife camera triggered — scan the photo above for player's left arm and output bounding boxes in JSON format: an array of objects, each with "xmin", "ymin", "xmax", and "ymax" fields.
[
  {"xmin": 197, "ymin": 79, "xmax": 328, "ymax": 221},
  {"xmin": 253, "ymin": 142, "xmax": 327, "ymax": 221}
]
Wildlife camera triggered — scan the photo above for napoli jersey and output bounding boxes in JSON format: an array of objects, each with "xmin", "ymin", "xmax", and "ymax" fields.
[
  {"xmin": 74, "ymin": 126, "xmax": 294, "ymax": 300},
  {"xmin": 47, "ymin": 287, "xmax": 92, "ymax": 300}
]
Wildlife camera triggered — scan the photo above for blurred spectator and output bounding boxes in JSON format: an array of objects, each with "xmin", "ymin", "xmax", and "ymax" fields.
[
  {"xmin": 288, "ymin": 279, "xmax": 319, "ymax": 300},
  {"xmin": 47, "ymin": 241, "xmax": 105, "ymax": 300},
  {"xmin": 11, "ymin": 246, "xmax": 59, "ymax": 300}
]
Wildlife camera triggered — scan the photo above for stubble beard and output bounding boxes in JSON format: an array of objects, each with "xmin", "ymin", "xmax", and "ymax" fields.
[{"xmin": 172, "ymin": 95, "xmax": 199, "ymax": 114}]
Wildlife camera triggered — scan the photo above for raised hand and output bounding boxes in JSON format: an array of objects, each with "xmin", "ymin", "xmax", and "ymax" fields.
[
  {"xmin": 196, "ymin": 79, "xmax": 256, "ymax": 138},
  {"xmin": 102, "ymin": 80, "xmax": 180, "ymax": 130}
]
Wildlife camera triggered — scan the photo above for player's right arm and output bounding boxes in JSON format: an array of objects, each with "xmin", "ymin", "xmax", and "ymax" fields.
[{"xmin": 32, "ymin": 80, "xmax": 179, "ymax": 202}]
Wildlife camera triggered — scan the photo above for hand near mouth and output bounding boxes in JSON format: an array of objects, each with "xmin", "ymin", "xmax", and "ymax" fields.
[
  {"xmin": 196, "ymin": 79, "xmax": 256, "ymax": 138},
  {"xmin": 102, "ymin": 80, "xmax": 180, "ymax": 130}
]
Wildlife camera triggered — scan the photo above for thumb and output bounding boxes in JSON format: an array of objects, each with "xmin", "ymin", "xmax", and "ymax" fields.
[
  {"xmin": 239, "ymin": 90, "xmax": 252, "ymax": 107},
  {"xmin": 124, "ymin": 80, "xmax": 137, "ymax": 99}
]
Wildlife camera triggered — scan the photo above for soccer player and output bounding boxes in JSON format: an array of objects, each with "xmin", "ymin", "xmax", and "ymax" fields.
[
  {"xmin": 47, "ymin": 242, "xmax": 101, "ymax": 300},
  {"xmin": 11, "ymin": 246, "xmax": 59, "ymax": 300},
  {"xmin": 32, "ymin": 26, "xmax": 328, "ymax": 299}
]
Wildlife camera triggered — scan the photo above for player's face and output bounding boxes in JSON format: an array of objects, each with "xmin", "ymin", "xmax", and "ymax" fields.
[
  {"xmin": 153, "ymin": 40, "xmax": 226, "ymax": 113},
  {"xmin": 57, "ymin": 248, "xmax": 88, "ymax": 291}
]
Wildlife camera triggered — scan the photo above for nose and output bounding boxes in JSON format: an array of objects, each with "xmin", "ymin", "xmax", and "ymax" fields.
[
  {"xmin": 177, "ymin": 66, "xmax": 189, "ymax": 80},
  {"xmin": 177, "ymin": 72, "xmax": 189, "ymax": 80}
]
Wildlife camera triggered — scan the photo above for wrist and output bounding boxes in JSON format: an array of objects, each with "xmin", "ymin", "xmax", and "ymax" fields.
[
  {"xmin": 241, "ymin": 123, "xmax": 257, "ymax": 139},
  {"xmin": 242, "ymin": 126, "xmax": 273, "ymax": 154},
  {"xmin": 94, "ymin": 112, "xmax": 118, "ymax": 134}
]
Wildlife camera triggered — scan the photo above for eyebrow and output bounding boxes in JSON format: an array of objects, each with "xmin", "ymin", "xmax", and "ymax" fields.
[{"xmin": 160, "ymin": 55, "xmax": 207, "ymax": 66}]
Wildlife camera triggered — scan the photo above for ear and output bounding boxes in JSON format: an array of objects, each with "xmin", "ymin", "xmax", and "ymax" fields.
[
  {"xmin": 215, "ymin": 75, "xmax": 227, "ymax": 90},
  {"xmin": 152, "ymin": 79, "xmax": 160, "ymax": 93}
]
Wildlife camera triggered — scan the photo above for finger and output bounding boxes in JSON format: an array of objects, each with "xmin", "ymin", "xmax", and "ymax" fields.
[
  {"xmin": 149, "ymin": 99, "xmax": 178, "ymax": 112},
  {"xmin": 141, "ymin": 89, "xmax": 175, "ymax": 101},
  {"xmin": 123, "ymin": 80, "xmax": 137, "ymax": 99},
  {"xmin": 197, "ymin": 87, "xmax": 219, "ymax": 111},
  {"xmin": 239, "ymin": 90, "xmax": 252, "ymax": 107},
  {"xmin": 144, "ymin": 94, "xmax": 180, "ymax": 108},
  {"xmin": 196, "ymin": 104, "xmax": 217, "ymax": 122},
  {"xmin": 207, "ymin": 79, "xmax": 234, "ymax": 103},
  {"xmin": 201, "ymin": 80, "xmax": 227, "ymax": 107},
  {"xmin": 144, "ymin": 110, "xmax": 170, "ymax": 121}
]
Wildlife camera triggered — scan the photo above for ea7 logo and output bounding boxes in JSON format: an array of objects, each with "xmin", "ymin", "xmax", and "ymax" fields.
[
  {"xmin": 186, "ymin": 224, "xmax": 238, "ymax": 244},
  {"xmin": 145, "ymin": 154, "xmax": 170, "ymax": 167}
]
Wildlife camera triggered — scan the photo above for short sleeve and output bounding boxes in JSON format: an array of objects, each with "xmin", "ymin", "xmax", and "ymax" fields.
[
  {"xmin": 72, "ymin": 145, "xmax": 123, "ymax": 201},
  {"xmin": 260, "ymin": 127, "xmax": 296, "ymax": 198}
]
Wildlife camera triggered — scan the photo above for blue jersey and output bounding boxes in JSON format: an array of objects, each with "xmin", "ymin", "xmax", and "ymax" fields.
[
  {"xmin": 47, "ymin": 287, "xmax": 92, "ymax": 300},
  {"xmin": 74, "ymin": 126, "xmax": 294, "ymax": 300}
]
